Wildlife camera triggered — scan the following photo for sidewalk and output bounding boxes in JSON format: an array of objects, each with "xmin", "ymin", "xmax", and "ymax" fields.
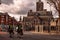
[
  {"xmin": 24, "ymin": 31, "xmax": 60, "ymax": 35},
  {"xmin": 0, "ymin": 31, "xmax": 60, "ymax": 35},
  {"xmin": 0, "ymin": 32, "xmax": 8, "ymax": 35}
]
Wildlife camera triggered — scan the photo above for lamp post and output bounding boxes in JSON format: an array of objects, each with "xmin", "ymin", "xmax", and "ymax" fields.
[{"xmin": 47, "ymin": 2, "xmax": 52, "ymax": 33}]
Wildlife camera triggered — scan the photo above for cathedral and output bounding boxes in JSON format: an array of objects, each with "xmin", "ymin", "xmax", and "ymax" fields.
[{"xmin": 22, "ymin": 0, "xmax": 57, "ymax": 33}]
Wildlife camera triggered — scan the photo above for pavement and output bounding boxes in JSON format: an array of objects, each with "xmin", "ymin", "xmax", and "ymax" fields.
[
  {"xmin": 0, "ymin": 31, "xmax": 23, "ymax": 40},
  {"xmin": 24, "ymin": 31, "xmax": 60, "ymax": 35},
  {"xmin": 0, "ymin": 32, "xmax": 8, "ymax": 34},
  {"xmin": 0, "ymin": 31, "xmax": 60, "ymax": 40},
  {"xmin": 24, "ymin": 31, "xmax": 60, "ymax": 40}
]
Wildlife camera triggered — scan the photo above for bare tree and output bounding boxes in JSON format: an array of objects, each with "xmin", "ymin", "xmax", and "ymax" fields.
[{"xmin": 46, "ymin": 0, "xmax": 60, "ymax": 17}]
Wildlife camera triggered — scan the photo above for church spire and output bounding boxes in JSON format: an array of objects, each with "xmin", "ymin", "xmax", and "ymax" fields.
[
  {"xmin": 0, "ymin": 0, "xmax": 1, "ymax": 4},
  {"xmin": 39, "ymin": 0, "xmax": 41, "ymax": 2},
  {"xmin": 36, "ymin": 0, "xmax": 43, "ymax": 11},
  {"xmin": 20, "ymin": 16, "xmax": 22, "ymax": 21}
]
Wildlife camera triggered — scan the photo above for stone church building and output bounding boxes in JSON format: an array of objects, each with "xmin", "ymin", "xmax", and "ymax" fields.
[
  {"xmin": 22, "ymin": 0, "xmax": 53, "ymax": 32},
  {"xmin": 20, "ymin": 0, "xmax": 59, "ymax": 33}
]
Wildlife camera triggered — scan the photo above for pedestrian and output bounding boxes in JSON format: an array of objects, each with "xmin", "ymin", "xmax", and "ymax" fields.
[
  {"xmin": 17, "ymin": 24, "xmax": 23, "ymax": 38},
  {"xmin": 0, "ymin": 27, "xmax": 2, "ymax": 31},
  {"xmin": 20, "ymin": 28, "xmax": 23, "ymax": 39},
  {"xmin": 8, "ymin": 25, "xmax": 14, "ymax": 38}
]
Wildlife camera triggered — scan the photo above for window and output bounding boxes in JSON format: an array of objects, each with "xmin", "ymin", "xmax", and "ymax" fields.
[
  {"xmin": 1, "ymin": 20, "xmax": 4, "ymax": 23},
  {"xmin": 1, "ymin": 16, "xmax": 4, "ymax": 17},
  {"xmin": 1, "ymin": 18, "xmax": 4, "ymax": 22}
]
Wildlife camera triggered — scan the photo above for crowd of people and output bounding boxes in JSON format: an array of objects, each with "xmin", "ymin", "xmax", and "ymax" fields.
[{"xmin": 8, "ymin": 24, "xmax": 23, "ymax": 38}]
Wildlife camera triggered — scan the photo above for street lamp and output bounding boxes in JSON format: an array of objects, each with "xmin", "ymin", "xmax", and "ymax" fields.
[{"xmin": 47, "ymin": 2, "xmax": 52, "ymax": 33}]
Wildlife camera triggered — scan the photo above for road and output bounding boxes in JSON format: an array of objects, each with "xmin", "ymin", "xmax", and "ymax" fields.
[
  {"xmin": 0, "ymin": 32, "xmax": 60, "ymax": 40},
  {"xmin": 24, "ymin": 33, "xmax": 60, "ymax": 40},
  {"xmin": 0, "ymin": 32, "xmax": 23, "ymax": 40},
  {"xmin": 24, "ymin": 32, "xmax": 60, "ymax": 40}
]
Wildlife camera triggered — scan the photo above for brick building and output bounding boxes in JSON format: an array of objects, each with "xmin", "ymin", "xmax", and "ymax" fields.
[{"xmin": 0, "ymin": 12, "xmax": 18, "ymax": 31}]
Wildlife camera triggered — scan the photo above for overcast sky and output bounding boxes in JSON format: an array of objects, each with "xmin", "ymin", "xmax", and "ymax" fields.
[{"xmin": 0, "ymin": 0, "xmax": 59, "ymax": 21}]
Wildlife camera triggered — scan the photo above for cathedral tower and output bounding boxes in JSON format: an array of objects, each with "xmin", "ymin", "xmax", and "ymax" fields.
[
  {"xmin": 0, "ymin": 0, "xmax": 1, "ymax": 4},
  {"xmin": 19, "ymin": 16, "xmax": 22, "ymax": 21},
  {"xmin": 36, "ymin": 0, "xmax": 44, "ymax": 11}
]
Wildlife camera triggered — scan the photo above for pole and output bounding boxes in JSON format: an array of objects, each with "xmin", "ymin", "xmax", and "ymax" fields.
[
  {"xmin": 47, "ymin": 2, "xmax": 52, "ymax": 33},
  {"xmin": 50, "ymin": 4, "xmax": 51, "ymax": 33}
]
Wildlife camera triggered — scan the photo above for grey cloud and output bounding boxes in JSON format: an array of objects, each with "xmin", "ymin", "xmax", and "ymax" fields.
[
  {"xmin": 1, "ymin": 0, "xmax": 13, "ymax": 5},
  {"xmin": 0, "ymin": 0, "xmax": 36, "ymax": 15},
  {"xmin": 27, "ymin": 3, "xmax": 34, "ymax": 7},
  {"xmin": 16, "ymin": 0, "xmax": 36, "ymax": 14},
  {"xmin": 17, "ymin": 7, "xmax": 29, "ymax": 14}
]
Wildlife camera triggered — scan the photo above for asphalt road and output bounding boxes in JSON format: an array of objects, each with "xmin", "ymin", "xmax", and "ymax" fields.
[
  {"xmin": 0, "ymin": 32, "xmax": 23, "ymax": 40},
  {"xmin": 24, "ymin": 34, "xmax": 60, "ymax": 40},
  {"xmin": 23, "ymin": 32, "xmax": 60, "ymax": 40},
  {"xmin": 0, "ymin": 32, "xmax": 60, "ymax": 40}
]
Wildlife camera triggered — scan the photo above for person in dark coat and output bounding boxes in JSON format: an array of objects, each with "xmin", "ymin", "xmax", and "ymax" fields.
[
  {"xmin": 17, "ymin": 24, "xmax": 23, "ymax": 38},
  {"xmin": 8, "ymin": 25, "xmax": 14, "ymax": 38}
]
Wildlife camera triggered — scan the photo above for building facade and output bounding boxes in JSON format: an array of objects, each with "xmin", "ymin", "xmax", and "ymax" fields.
[
  {"xmin": 22, "ymin": 0, "xmax": 55, "ymax": 33},
  {"xmin": 0, "ymin": 12, "xmax": 18, "ymax": 31}
]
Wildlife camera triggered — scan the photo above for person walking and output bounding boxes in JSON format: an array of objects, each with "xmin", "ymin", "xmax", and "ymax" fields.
[
  {"xmin": 0, "ymin": 27, "xmax": 2, "ymax": 31},
  {"xmin": 8, "ymin": 25, "xmax": 14, "ymax": 38},
  {"xmin": 17, "ymin": 24, "xmax": 23, "ymax": 38}
]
